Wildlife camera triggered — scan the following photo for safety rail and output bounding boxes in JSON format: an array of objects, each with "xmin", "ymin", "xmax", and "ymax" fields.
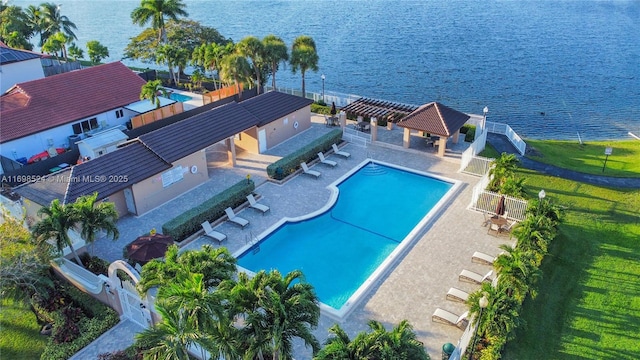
[
  {"xmin": 342, "ymin": 127, "xmax": 371, "ymax": 147},
  {"xmin": 486, "ymin": 121, "xmax": 526, "ymax": 155}
]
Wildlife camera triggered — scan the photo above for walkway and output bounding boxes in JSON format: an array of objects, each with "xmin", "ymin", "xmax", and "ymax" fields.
[
  {"xmin": 69, "ymin": 320, "xmax": 144, "ymax": 360},
  {"xmin": 487, "ymin": 133, "xmax": 640, "ymax": 189}
]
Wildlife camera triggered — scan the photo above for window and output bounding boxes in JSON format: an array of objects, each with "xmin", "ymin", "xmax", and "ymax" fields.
[
  {"xmin": 115, "ymin": 109, "xmax": 124, "ymax": 118},
  {"xmin": 72, "ymin": 118, "xmax": 99, "ymax": 134}
]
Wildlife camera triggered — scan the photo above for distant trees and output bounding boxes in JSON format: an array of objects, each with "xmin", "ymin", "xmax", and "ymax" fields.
[
  {"xmin": 86, "ymin": 40, "xmax": 109, "ymax": 64},
  {"xmin": 290, "ymin": 35, "xmax": 319, "ymax": 98},
  {"xmin": 140, "ymin": 79, "xmax": 168, "ymax": 109},
  {"xmin": 237, "ymin": 36, "xmax": 266, "ymax": 94},
  {"xmin": 262, "ymin": 34, "xmax": 289, "ymax": 89},
  {"xmin": 131, "ymin": 0, "xmax": 188, "ymax": 44}
]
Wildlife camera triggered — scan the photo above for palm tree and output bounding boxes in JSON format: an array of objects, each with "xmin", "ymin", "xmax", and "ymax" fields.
[
  {"xmin": 368, "ymin": 320, "xmax": 429, "ymax": 359},
  {"xmin": 140, "ymin": 79, "xmax": 167, "ymax": 109},
  {"xmin": 493, "ymin": 245, "xmax": 541, "ymax": 301},
  {"xmin": 511, "ymin": 214, "xmax": 556, "ymax": 263},
  {"xmin": 131, "ymin": 0, "xmax": 188, "ymax": 43},
  {"xmin": 74, "ymin": 193, "xmax": 119, "ymax": 255},
  {"xmin": 24, "ymin": 5, "xmax": 44, "ymax": 47},
  {"xmin": 290, "ymin": 35, "xmax": 319, "ymax": 98},
  {"xmin": 39, "ymin": 2, "xmax": 77, "ymax": 56},
  {"xmin": 219, "ymin": 53, "xmax": 251, "ymax": 99},
  {"xmin": 136, "ymin": 302, "xmax": 198, "ymax": 360},
  {"xmin": 41, "ymin": 31, "xmax": 68, "ymax": 58},
  {"xmin": 31, "ymin": 199, "xmax": 83, "ymax": 266},
  {"xmin": 314, "ymin": 323, "xmax": 379, "ymax": 360},
  {"xmin": 237, "ymin": 36, "xmax": 265, "ymax": 94},
  {"xmin": 488, "ymin": 152, "xmax": 519, "ymax": 192},
  {"xmin": 262, "ymin": 35, "xmax": 288, "ymax": 90}
]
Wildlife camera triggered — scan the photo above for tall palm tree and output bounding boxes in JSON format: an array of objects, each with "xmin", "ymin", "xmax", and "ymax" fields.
[
  {"xmin": 39, "ymin": 2, "xmax": 77, "ymax": 55},
  {"xmin": 24, "ymin": 5, "xmax": 44, "ymax": 47},
  {"xmin": 131, "ymin": 0, "xmax": 188, "ymax": 43},
  {"xmin": 74, "ymin": 193, "xmax": 119, "ymax": 255},
  {"xmin": 237, "ymin": 36, "xmax": 265, "ymax": 94},
  {"xmin": 262, "ymin": 34, "xmax": 288, "ymax": 89},
  {"xmin": 290, "ymin": 35, "xmax": 319, "ymax": 98},
  {"xmin": 140, "ymin": 79, "xmax": 167, "ymax": 109},
  {"xmin": 219, "ymin": 53, "xmax": 251, "ymax": 99},
  {"xmin": 136, "ymin": 302, "xmax": 198, "ymax": 360},
  {"xmin": 31, "ymin": 199, "xmax": 83, "ymax": 266},
  {"xmin": 493, "ymin": 245, "xmax": 541, "ymax": 301}
]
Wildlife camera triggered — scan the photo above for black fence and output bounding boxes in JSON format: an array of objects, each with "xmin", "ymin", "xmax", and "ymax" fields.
[{"xmin": 1, "ymin": 149, "xmax": 80, "ymax": 186}]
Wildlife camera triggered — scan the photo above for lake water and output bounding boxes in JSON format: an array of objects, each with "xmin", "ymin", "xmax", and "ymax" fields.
[{"xmin": 12, "ymin": 0, "xmax": 640, "ymax": 140}]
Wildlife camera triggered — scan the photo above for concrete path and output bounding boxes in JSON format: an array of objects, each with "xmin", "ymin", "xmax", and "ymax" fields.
[
  {"xmin": 69, "ymin": 319, "xmax": 144, "ymax": 360},
  {"xmin": 487, "ymin": 133, "xmax": 640, "ymax": 189}
]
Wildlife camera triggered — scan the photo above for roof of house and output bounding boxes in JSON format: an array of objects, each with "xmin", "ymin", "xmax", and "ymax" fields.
[
  {"xmin": 0, "ymin": 43, "xmax": 43, "ymax": 65},
  {"xmin": 240, "ymin": 91, "xmax": 314, "ymax": 127},
  {"xmin": 397, "ymin": 102, "xmax": 470, "ymax": 137},
  {"xmin": 139, "ymin": 101, "xmax": 261, "ymax": 163},
  {"xmin": 0, "ymin": 62, "xmax": 147, "ymax": 143}
]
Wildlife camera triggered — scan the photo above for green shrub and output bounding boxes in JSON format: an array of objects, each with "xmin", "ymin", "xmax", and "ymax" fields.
[
  {"xmin": 461, "ymin": 124, "xmax": 476, "ymax": 142},
  {"xmin": 311, "ymin": 103, "xmax": 331, "ymax": 114},
  {"xmin": 266, "ymin": 129, "xmax": 343, "ymax": 180},
  {"xmin": 161, "ymin": 179, "xmax": 255, "ymax": 241}
]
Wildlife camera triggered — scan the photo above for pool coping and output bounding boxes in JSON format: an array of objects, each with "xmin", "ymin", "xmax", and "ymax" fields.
[{"xmin": 232, "ymin": 159, "xmax": 463, "ymax": 321}]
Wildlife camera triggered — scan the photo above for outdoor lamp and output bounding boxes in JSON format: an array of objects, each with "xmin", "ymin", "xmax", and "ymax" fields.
[
  {"xmin": 482, "ymin": 106, "xmax": 488, "ymax": 130},
  {"xmin": 538, "ymin": 189, "xmax": 546, "ymax": 200},
  {"xmin": 468, "ymin": 293, "xmax": 489, "ymax": 360},
  {"xmin": 321, "ymin": 74, "xmax": 326, "ymax": 102}
]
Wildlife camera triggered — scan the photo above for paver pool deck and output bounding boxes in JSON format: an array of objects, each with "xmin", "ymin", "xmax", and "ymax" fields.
[{"xmin": 88, "ymin": 116, "xmax": 512, "ymax": 359}]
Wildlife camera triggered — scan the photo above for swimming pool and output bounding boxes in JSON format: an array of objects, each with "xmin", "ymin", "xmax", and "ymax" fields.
[
  {"xmin": 169, "ymin": 92, "xmax": 192, "ymax": 102},
  {"xmin": 236, "ymin": 160, "xmax": 461, "ymax": 319}
]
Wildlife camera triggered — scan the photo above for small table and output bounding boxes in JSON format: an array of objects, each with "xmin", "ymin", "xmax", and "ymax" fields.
[{"xmin": 490, "ymin": 216, "xmax": 508, "ymax": 227}]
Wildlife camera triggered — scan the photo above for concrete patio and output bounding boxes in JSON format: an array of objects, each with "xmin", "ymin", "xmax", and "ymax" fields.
[{"xmin": 89, "ymin": 115, "xmax": 511, "ymax": 359}]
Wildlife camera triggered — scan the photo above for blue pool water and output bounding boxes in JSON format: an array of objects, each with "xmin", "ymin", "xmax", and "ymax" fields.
[
  {"xmin": 169, "ymin": 93, "xmax": 192, "ymax": 103},
  {"xmin": 237, "ymin": 162, "xmax": 453, "ymax": 311}
]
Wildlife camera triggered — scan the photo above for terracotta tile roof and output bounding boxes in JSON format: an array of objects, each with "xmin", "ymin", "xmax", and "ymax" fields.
[
  {"xmin": 240, "ymin": 91, "xmax": 314, "ymax": 127},
  {"xmin": 397, "ymin": 102, "xmax": 470, "ymax": 137},
  {"xmin": 0, "ymin": 62, "xmax": 147, "ymax": 143},
  {"xmin": 139, "ymin": 102, "xmax": 261, "ymax": 163}
]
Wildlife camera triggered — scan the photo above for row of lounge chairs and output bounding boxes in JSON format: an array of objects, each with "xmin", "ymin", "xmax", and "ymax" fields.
[
  {"xmin": 300, "ymin": 144, "xmax": 351, "ymax": 179},
  {"xmin": 200, "ymin": 194, "xmax": 271, "ymax": 244},
  {"xmin": 432, "ymin": 251, "xmax": 498, "ymax": 329}
]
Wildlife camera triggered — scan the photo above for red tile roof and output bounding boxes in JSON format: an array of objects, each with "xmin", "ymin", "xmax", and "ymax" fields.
[
  {"xmin": 0, "ymin": 62, "xmax": 146, "ymax": 143},
  {"xmin": 397, "ymin": 102, "xmax": 470, "ymax": 137}
]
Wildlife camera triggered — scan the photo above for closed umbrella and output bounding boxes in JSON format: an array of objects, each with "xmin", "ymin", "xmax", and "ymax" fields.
[
  {"xmin": 126, "ymin": 233, "xmax": 174, "ymax": 264},
  {"xmin": 495, "ymin": 195, "xmax": 506, "ymax": 216}
]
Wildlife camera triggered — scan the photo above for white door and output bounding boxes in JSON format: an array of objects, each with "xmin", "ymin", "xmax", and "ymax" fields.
[
  {"xmin": 123, "ymin": 188, "xmax": 136, "ymax": 214},
  {"xmin": 258, "ymin": 129, "xmax": 267, "ymax": 153}
]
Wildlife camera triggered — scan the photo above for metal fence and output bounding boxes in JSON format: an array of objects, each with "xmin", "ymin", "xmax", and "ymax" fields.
[
  {"xmin": 471, "ymin": 186, "xmax": 528, "ymax": 222},
  {"xmin": 264, "ymin": 86, "xmax": 362, "ymax": 107},
  {"xmin": 342, "ymin": 126, "xmax": 371, "ymax": 147}
]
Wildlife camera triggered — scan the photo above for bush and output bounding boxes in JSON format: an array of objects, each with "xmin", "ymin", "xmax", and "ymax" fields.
[
  {"xmin": 311, "ymin": 103, "xmax": 331, "ymax": 115},
  {"xmin": 461, "ymin": 124, "xmax": 476, "ymax": 142},
  {"xmin": 266, "ymin": 129, "xmax": 343, "ymax": 180},
  {"xmin": 79, "ymin": 253, "xmax": 109, "ymax": 276},
  {"xmin": 161, "ymin": 179, "xmax": 255, "ymax": 242}
]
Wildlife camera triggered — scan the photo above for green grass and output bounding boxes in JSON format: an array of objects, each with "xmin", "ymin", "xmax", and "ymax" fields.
[
  {"xmin": 502, "ymin": 170, "xmax": 640, "ymax": 359},
  {"xmin": 0, "ymin": 298, "xmax": 47, "ymax": 359},
  {"xmin": 478, "ymin": 142, "xmax": 501, "ymax": 159},
  {"xmin": 525, "ymin": 139, "xmax": 640, "ymax": 177}
]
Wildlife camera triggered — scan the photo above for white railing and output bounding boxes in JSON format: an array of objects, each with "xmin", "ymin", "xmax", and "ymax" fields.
[
  {"xmin": 342, "ymin": 127, "xmax": 371, "ymax": 147},
  {"xmin": 486, "ymin": 121, "xmax": 527, "ymax": 155},
  {"xmin": 264, "ymin": 86, "xmax": 362, "ymax": 107},
  {"xmin": 471, "ymin": 189, "xmax": 528, "ymax": 222},
  {"xmin": 459, "ymin": 118, "xmax": 491, "ymax": 174}
]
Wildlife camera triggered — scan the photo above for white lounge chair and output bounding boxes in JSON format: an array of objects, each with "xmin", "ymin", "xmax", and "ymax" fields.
[
  {"xmin": 446, "ymin": 287, "xmax": 470, "ymax": 303},
  {"xmin": 300, "ymin": 162, "xmax": 321, "ymax": 179},
  {"xmin": 317, "ymin": 152, "xmax": 337, "ymax": 167},
  {"xmin": 432, "ymin": 308, "xmax": 469, "ymax": 330},
  {"xmin": 472, "ymin": 251, "xmax": 496, "ymax": 265},
  {"xmin": 247, "ymin": 194, "xmax": 270, "ymax": 215},
  {"xmin": 332, "ymin": 144, "xmax": 351, "ymax": 158},
  {"xmin": 224, "ymin": 207, "xmax": 249, "ymax": 228},
  {"xmin": 459, "ymin": 269, "xmax": 494, "ymax": 284},
  {"xmin": 201, "ymin": 221, "xmax": 227, "ymax": 244}
]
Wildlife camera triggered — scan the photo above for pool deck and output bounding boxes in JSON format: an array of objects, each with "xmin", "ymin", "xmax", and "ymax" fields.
[{"xmin": 90, "ymin": 115, "xmax": 512, "ymax": 358}]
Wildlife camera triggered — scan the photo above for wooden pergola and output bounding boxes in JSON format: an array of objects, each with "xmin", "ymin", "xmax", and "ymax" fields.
[
  {"xmin": 341, "ymin": 97, "xmax": 419, "ymax": 121},
  {"xmin": 397, "ymin": 102, "xmax": 470, "ymax": 156}
]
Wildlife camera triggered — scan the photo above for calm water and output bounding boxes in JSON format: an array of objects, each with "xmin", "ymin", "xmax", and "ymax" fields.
[
  {"xmin": 13, "ymin": 0, "xmax": 640, "ymax": 140},
  {"xmin": 238, "ymin": 163, "xmax": 453, "ymax": 309}
]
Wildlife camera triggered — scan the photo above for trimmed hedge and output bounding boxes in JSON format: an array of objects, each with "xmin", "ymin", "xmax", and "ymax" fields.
[
  {"xmin": 161, "ymin": 179, "xmax": 255, "ymax": 242},
  {"xmin": 266, "ymin": 129, "xmax": 343, "ymax": 180},
  {"xmin": 461, "ymin": 124, "xmax": 476, "ymax": 142},
  {"xmin": 311, "ymin": 103, "xmax": 331, "ymax": 114}
]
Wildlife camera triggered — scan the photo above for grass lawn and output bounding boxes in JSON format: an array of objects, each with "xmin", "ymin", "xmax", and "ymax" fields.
[
  {"xmin": 502, "ymin": 170, "xmax": 640, "ymax": 359},
  {"xmin": 525, "ymin": 139, "xmax": 640, "ymax": 177},
  {"xmin": 0, "ymin": 298, "xmax": 47, "ymax": 359}
]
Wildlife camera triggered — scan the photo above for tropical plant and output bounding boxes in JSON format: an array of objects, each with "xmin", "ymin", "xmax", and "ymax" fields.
[
  {"xmin": 511, "ymin": 214, "xmax": 556, "ymax": 263},
  {"xmin": 0, "ymin": 5, "xmax": 34, "ymax": 50},
  {"xmin": 290, "ymin": 35, "xmax": 319, "ymax": 98},
  {"xmin": 74, "ymin": 193, "xmax": 119, "ymax": 255},
  {"xmin": 86, "ymin": 40, "xmax": 109, "ymax": 64},
  {"xmin": 24, "ymin": 4, "xmax": 44, "ymax": 47},
  {"xmin": 140, "ymin": 79, "xmax": 168, "ymax": 109},
  {"xmin": 493, "ymin": 245, "xmax": 541, "ymax": 301},
  {"xmin": 156, "ymin": 43, "xmax": 189, "ymax": 85},
  {"xmin": 32, "ymin": 199, "xmax": 83, "ymax": 266},
  {"xmin": 135, "ymin": 302, "xmax": 198, "ymax": 360},
  {"xmin": 488, "ymin": 152, "xmax": 520, "ymax": 192},
  {"xmin": 131, "ymin": 0, "xmax": 188, "ymax": 43},
  {"xmin": 38, "ymin": 2, "xmax": 77, "ymax": 55},
  {"xmin": 237, "ymin": 36, "xmax": 265, "ymax": 93},
  {"xmin": 41, "ymin": 31, "xmax": 69, "ymax": 58},
  {"xmin": 314, "ymin": 323, "xmax": 379, "ymax": 360},
  {"xmin": 67, "ymin": 43, "xmax": 84, "ymax": 61},
  {"xmin": 137, "ymin": 245, "xmax": 236, "ymax": 295},
  {"xmin": 219, "ymin": 53, "xmax": 251, "ymax": 99},
  {"xmin": 262, "ymin": 34, "xmax": 288, "ymax": 89}
]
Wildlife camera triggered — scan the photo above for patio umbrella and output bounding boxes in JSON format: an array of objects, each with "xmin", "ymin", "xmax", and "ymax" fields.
[
  {"xmin": 330, "ymin": 102, "xmax": 337, "ymax": 116},
  {"xmin": 126, "ymin": 233, "xmax": 174, "ymax": 264},
  {"xmin": 495, "ymin": 195, "xmax": 506, "ymax": 216}
]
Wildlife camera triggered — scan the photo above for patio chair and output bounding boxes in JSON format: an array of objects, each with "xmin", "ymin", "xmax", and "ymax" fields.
[
  {"xmin": 247, "ymin": 194, "xmax": 270, "ymax": 215},
  {"xmin": 472, "ymin": 251, "xmax": 496, "ymax": 265},
  {"xmin": 481, "ymin": 210, "xmax": 492, "ymax": 227},
  {"xmin": 432, "ymin": 308, "xmax": 469, "ymax": 330},
  {"xmin": 300, "ymin": 162, "xmax": 321, "ymax": 179},
  {"xmin": 500, "ymin": 220, "xmax": 516, "ymax": 234},
  {"xmin": 446, "ymin": 287, "xmax": 470, "ymax": 303},
  {"xmin": 224, "ymin": 207, "xmax": 249, "ymax": 229},
  {"xmin": 332, "ymin": 144, "xmax": 351, "ymax": 158},
  {"xmin": 487, "ymin": 222, "xmax": 501, "ymax": 236},
  {"xmin": 317, "ymin": 152, "xmax": 337, "ymax": 167},
  {"xmin": 201, "ymin": 221, "xmax": 227, "ymax": 244},
  {"xmin": 459, "ymin": 269, "xmax": 494, "ymax": 284}
]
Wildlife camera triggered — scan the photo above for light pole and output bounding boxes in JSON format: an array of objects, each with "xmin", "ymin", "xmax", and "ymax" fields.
[
  {"xmin": 482, "ymin": 106, "xmax": 489, "ymax": 133},
  {"xmin": 321, "ymin": 74, "xmax": 325, "ymax": 103},
  {"xmin": 468, "ymin": 293, "xmax": 489, "ymax": 360}
]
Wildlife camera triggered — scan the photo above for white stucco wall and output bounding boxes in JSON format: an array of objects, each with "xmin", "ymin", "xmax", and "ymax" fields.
[{"xmin": 0, "ymin": 58, "xmax": 45, "ymax": 93}]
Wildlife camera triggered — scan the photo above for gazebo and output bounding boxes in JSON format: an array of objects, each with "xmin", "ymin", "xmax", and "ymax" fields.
[
  {"xmin": 340, "ymin": 97, "xmax": 419, "ymax": 122},
  {"xmin": 397, "ymin": 102, "xmax": 470, "ymax": 157}
]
